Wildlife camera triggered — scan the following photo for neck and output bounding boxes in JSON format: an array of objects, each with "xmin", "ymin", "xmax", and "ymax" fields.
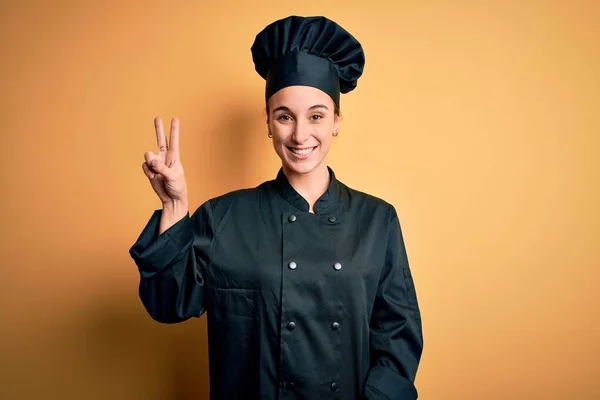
[{"xmin": 283, "ymin": 163, "xmax": 330, "ymax": 213}]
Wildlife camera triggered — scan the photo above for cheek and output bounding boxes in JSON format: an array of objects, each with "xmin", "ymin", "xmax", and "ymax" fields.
[
  {"xmin": 271, "ymin": 124, "xmax": 293, "ymax": 140},
  {"xmin": 316, "ymin": 125, "xmax": 334, "ymax": 145}
]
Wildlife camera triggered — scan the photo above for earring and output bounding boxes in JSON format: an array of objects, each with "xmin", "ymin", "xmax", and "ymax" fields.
[
  {"xmin": 268, "ymin": 130, "xmax": 273, "ymax": 138},
  {"xmin": 333, "ymin": 129, "xmax": 339, "ymax": 137}
]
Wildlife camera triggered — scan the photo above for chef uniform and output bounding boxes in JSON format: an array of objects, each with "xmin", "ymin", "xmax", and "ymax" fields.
[{"xmin": 130, "ymin": 15, "xmax": 423, "ymax": 400}]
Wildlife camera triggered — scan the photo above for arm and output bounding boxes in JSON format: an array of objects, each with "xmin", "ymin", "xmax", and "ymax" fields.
[
  {"xmin": 128, "ymin": 200, "xmax": 214, "ymax": 323},
  {"xmin": 364, "ymin": 206, "xmax": 424, "ymax": 399}
]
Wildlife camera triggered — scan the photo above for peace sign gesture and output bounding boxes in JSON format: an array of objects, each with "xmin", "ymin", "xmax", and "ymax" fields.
[{"xmin": 142, "ymin": 117, "xmax": 188, "ymax": 206}]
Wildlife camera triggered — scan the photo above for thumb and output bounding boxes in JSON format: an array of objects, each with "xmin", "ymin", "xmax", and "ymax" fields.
[{"xmin": 148, "ymin": 158, "xmax": 174, "ymax": 180}]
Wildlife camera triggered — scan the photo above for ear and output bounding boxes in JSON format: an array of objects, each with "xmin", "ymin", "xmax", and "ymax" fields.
[{"xmin": 333, "ymin": 113, "xmax": 340, "ymax": 131}]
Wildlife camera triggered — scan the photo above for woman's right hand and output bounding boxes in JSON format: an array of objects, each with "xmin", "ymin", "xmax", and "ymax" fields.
[{"xmin": 142, "ymin": 117, "xmax": 189, "ymax": 232}]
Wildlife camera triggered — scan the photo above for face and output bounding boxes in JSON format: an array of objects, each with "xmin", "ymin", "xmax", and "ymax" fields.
[{"xmin": 267, "ymin": 85, "xmax": 339, "ymax": 177}]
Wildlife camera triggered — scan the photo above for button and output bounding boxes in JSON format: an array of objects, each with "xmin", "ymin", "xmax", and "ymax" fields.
[
  {"xmin": 333, "ymin": 262, "xmax": 342, "ymax": 271},
  {"xmin": 286, "ymin": 381, "xmax": 295, "ymax": 390},
  {"xmin": 331, "ymin": 322, "xmax": 340, "ymax": 331},
  {"xmin": 287, "ymin": 321, "xmax": 296, "ymax": 330},
  {"xmin": 288, "ymin": 215, "xmax": 297, "ymax": 222},
  {"xmin": 328, "ymin": 216, "xmax": 337, "ymax": 223},
  {"xmin": 288, "ymin": 261, "xmax": 297, "ymax": 270},
  {"xmin": 330, "ymin": 382, "xmax": 339, "ymax": 391}
]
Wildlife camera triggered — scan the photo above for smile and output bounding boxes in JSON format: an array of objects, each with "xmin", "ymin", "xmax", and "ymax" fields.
[{"xmin": 288, "ymin": 146, "xmax": 318, "ymax": 156}]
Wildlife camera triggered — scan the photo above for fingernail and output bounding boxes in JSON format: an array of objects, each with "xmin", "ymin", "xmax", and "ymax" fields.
[{"xmin": 151, "ymin": 159, "xmax": 157, "ymax": 167}]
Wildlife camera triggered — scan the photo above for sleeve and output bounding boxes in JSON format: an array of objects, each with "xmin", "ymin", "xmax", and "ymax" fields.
[
  {"xmin": 128, "ymin": 200, "xmax": 215, "ymax": 324},
  {"xmin": 363, "ymin": 206, "xmax": 424, "ymax": 400}
]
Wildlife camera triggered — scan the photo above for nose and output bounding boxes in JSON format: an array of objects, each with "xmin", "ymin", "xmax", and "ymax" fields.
[{"xmin": 292, "ymin": 119, "xmax": 311, "ymax": 143}]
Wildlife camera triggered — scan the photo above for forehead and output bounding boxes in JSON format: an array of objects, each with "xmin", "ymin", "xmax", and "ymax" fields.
[{"xmin": 269, "ymin": 85, "xmax": 334, "ymax": 109}]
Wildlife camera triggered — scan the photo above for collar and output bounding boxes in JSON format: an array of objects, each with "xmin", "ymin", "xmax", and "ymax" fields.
[{"xmin": 273, "ymin": 166, "xmax": 342, "ymax": 215}]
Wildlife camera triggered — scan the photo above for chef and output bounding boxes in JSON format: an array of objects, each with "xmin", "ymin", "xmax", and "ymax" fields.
[{"xmin": 130, "ymin": 15, "xmax": 423, "ymax": 400}]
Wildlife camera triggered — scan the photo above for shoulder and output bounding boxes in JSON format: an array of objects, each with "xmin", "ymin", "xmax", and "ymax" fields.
[
  {"xmin": 197, "ymin": 178, "xmax": 275, "ymax": 221},
  {"xmin": 208, "ymin": 187, "xmax": 261, "ymax": 206},
  {"xmin": 337, "ymin": 178, "xmax": 398, "ymax": 221}
]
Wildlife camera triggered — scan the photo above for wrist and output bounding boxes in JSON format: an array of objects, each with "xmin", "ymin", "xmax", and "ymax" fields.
[
  {"xmin": 159, "ymin": 199, "xmax": 189, "ymax": 235},
  {"xmin": 162, "ymin": 198, "xmax": 189, "ymax": 214}
]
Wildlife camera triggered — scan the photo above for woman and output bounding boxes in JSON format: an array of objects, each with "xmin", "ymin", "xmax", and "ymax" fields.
[{"xmin": 130, "ymin": 15, "xmax": 423, "ymax": 400}]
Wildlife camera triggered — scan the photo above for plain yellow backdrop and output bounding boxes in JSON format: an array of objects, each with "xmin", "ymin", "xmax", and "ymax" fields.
[{"xmin": 1, "ymin": 1, "xmax": 598, "ymax": 399}]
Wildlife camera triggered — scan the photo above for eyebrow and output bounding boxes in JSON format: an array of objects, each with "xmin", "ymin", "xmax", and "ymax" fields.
[{"xmin": 271, "ymin": 104, "xmax": 329, "ymax": 113}]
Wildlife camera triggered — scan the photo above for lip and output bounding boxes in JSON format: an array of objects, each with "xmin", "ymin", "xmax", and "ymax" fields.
[{"xmin": 287, "ymin": 145, "xmax": 318, "ymax": 160}]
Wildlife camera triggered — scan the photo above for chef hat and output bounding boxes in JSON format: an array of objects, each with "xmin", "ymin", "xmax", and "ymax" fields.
[{"xmin": 250, "ymin": 15, "xmax": 365, "ymax": 108}]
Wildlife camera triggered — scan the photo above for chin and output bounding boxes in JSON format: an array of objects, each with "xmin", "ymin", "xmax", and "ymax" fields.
[{"xmin": 283, "ymin": 158, "xmax": 324, "ymax": 176}]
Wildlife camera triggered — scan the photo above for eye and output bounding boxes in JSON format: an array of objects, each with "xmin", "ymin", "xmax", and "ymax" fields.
[
  {"xmin": 310, "ymin": 114, "xmax": 324, "ymax": 121},
  {"xmin": 277, "ymin": 114, "xmax": 292, "ymax": 121}
]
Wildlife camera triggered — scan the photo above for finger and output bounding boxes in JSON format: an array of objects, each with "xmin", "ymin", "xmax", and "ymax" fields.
[
  {"xmin": 144, "ymin": 151, "xmax": 159, "ymax": 165},
  {"xmin": 154, "ymin": 117, "xmax": 168, "ymax": 156},
  {"xmin": 142, "ymin": 161, "xmax": 155, "ymax": 179},
  {"xmin": 143, "ymin": 161, "xmax": 170, "ymax": 201},
  {"xmin": 144, "ymin": 151, "xmax": 162, "ymax": 175},
  {"xmin": 144, "ymin": 152, "xmax": 175, "ymax": 181},
  {"xmin": 169, "ymin": 117, "xmax": 180, "ymax": 157}
]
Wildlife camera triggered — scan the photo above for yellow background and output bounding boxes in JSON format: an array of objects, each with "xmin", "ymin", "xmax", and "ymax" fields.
[{"xmin": 1, "ymin": 1, "xmax": 598, "ymax": 399}]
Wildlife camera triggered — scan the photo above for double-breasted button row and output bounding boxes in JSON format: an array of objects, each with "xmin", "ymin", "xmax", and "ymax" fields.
[
  {"xmin": 285, "ymin": 212, "xmax": 341, "ymax": 392},
  {"xmin": 287, "ymin": 214, "xmax": 337, "ymax": 223},
  {"xmin": 287, "ymin": 261, "xmax": 342, "ymax": 271},
  {"xmin": 285, "ymin": 321, "xmax": 340, "ymax": 331}
]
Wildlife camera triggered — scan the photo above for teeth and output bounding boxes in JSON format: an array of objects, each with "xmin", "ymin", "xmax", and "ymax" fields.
[{"xmin": 291, "ymin": 147, "xmax": 315, "ymax": 155}]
